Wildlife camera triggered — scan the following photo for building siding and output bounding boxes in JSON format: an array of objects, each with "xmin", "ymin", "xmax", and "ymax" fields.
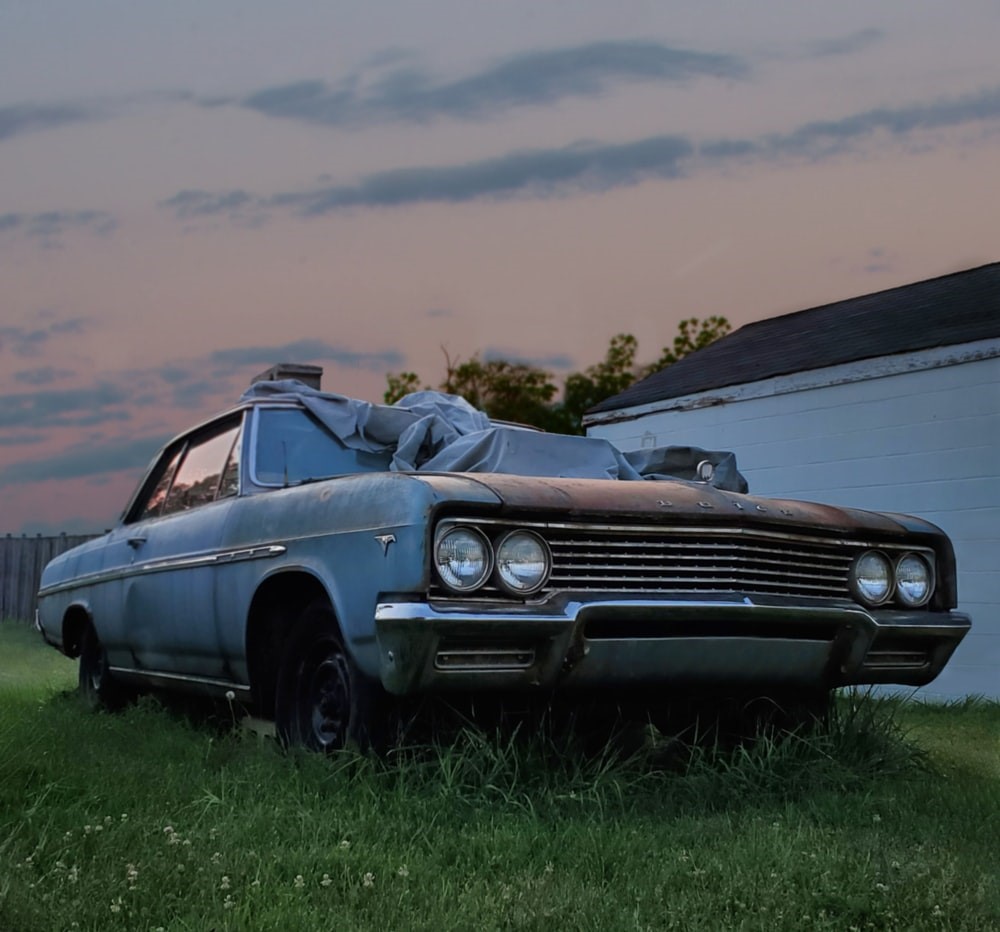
[{"xmin": 590, "ymin": 352, "xmax": 1000, "ymax": 700}]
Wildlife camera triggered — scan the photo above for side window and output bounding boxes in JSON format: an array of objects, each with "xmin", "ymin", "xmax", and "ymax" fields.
[
  {"xmin": 136, "ymin": 448, "xmax": 183, "ymax": 522},
  {"xmin": 218, "ymin": 424, "xmax": 243, "ymax": 499},
  {"xmin": 162, "ymin": 422, "xmax": 242, "ymax": 516}
]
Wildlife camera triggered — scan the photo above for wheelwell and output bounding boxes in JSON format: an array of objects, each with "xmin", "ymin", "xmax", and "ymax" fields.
[
  {"xmin": 62, "ymin": 606, "xmax": 92, "ymax": 658},
  {"xmin": 245, "ymin": 572, "xmax": 333, "ymax": 717}
]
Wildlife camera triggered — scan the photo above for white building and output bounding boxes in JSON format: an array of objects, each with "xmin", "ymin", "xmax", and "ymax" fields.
[{"xmin": 586, "ymin": 263, "xmax": 999, "ymax": 699}]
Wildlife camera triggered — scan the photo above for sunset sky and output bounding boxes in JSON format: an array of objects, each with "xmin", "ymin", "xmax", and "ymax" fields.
[{"xmin": 2, "ymin": 1, "xmax": 999, "ymax": 534}]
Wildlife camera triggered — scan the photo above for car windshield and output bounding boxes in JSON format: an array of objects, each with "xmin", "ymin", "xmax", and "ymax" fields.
[{"xmin": 252, "ymin": 407, "xmax": 391, "ymax": 485}]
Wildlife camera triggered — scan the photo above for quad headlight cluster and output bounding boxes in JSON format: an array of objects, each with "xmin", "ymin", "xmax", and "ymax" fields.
[
  {"xmin": 849, "ymin": 550, "xmax": 935, "ymax": 608},
  {"xmin": 434, "ymin": 524, "xmax": 552, "ymax": 596}
]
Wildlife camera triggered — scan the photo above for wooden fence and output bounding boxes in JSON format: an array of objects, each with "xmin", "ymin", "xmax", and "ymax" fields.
[{"xmin": 0, "ymin": 534, "xmax": 98, "ymax": 622}]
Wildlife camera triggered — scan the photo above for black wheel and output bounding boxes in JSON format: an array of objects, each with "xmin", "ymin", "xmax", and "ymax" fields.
[
  {"xmin": 274, "ymin": 603, "xmax": 387, "ymax": 753},
  {"xmin": 78, "ymin": 625, "xmax": 125, "ymax": 710}
]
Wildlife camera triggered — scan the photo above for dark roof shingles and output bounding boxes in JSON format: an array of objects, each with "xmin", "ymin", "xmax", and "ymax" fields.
[{"xmin": 591, "ymin": 262, "xmax": 1000, "ymax": 414}]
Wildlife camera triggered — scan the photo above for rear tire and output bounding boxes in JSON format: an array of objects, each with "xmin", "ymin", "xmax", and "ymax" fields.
[
  {"xmin": 78, "ymin": 625, "xmax": 126, "ymax": 710},
  {"xmin": 274, "ymin": 602, "xmax": 387, "ymax": 753}
]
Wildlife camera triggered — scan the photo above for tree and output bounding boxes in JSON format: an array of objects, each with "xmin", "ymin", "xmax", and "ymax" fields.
[
  {"xmin": 440, "ymin": 352, "xmax": 560, "ymax": 428},
  {"xmin": 556, "ymin": 333, "xmax": 640, "ymax": 435},
  {"xmin": 639, "ymin": 315, "xmax": 731, "ymax": 379},
  {"xmin": 384, "ymin": 371, "xmax": 423, "ymax": 405},
  {"xmin": 384, "ymin": 316, "xmax": 730, "ymax": 433}
]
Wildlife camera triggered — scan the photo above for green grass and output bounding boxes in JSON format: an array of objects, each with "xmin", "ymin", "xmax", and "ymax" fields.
[{"xmin": 1, "ymin": 619, "xmax": 998, "ymax": 931}]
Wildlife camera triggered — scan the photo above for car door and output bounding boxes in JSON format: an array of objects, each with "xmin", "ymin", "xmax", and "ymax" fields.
[{"xmin": 113, "ymin": 414, "xmax": 244, "ymax": 682}]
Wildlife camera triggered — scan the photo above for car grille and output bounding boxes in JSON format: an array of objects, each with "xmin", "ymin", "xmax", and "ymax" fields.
[
  {"xmin": 431, "ymin": 520, "xmax": 858, "ymax": 601},
  {"xmin": 547, "ymin": 527, "xmax": 852, "ymax": 598}
]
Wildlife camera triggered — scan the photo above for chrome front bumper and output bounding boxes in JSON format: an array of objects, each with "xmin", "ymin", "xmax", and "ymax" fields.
[{"xmin": 374, "ymin": 594, "xmax": 971, "ymax": 695}]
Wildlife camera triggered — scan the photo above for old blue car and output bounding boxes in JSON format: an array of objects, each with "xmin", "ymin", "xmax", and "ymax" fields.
[{"xmin": 36, "ymin": 365, "xmax": 971, "ymax": 750}]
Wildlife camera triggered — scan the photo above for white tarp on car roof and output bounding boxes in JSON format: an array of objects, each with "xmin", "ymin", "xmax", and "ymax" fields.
[{"xmin": 241, "ymin": 381, "xmax": 748, "ymax": 492}]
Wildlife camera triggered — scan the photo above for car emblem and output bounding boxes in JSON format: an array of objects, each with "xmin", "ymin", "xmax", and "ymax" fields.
[{"xmin": 374, "ymin": 534, "xmax": 396, "ymax": 555}]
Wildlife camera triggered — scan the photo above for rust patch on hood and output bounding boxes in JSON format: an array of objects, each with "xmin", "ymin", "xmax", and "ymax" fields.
[{"xmin": 433, "ymin": 473, "xmax": 914, "ymax": 537}]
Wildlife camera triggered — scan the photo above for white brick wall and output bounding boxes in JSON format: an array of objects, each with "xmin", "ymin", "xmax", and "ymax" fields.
[{"xmin": 589, "ymin": 344, "xmax": 1000, "ymax": 699}]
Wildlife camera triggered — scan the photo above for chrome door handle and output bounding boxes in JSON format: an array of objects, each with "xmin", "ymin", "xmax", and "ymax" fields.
[{"xmin": 127, "ymin": 536, "xmax": 147, "ymax": 549}]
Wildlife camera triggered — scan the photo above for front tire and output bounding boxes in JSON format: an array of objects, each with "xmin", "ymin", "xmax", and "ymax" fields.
[
  {"xmin": 78, "ymin": 625, "xmax": 125, "ymax": 710},
  {"xmin": 274, "ymin": 603, "xmax": 387, "ymax": 753}
]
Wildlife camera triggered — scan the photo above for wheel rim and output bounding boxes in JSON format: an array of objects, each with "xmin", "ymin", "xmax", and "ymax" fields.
[
  {"xmin": 82, "ymin": 631, "xmax": 106, "ymax": 695},
  {"xmin": 302, "ymin": 642, "xmax": 351, "ymax": 750}
]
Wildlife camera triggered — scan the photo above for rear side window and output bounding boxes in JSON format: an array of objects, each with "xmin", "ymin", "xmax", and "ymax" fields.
[
  {"xmin": 252, "ymin": 407, "xmax": 391, "ymax": 486},
  {"xmin": 162, "ymin": 422, "xmax": 242, "ymax": 515}
]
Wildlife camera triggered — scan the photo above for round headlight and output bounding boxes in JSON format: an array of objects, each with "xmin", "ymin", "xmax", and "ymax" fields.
[
  {"xmin": 851, "ymin": 550, "xmax": 893, "ymax": 605},
  {"xmin": 435, "ymin": 527, "xmax": 492, "ymax": 592},
  {"xmin": 895, "ymin": 552, "xmax": 933, "ymax": 607},
  {"xmin": 495, "ymin": 530, "xmax": 551, "ymax": 595}
]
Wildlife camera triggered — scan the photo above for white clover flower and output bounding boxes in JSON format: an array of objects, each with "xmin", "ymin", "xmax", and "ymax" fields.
[
  {"xmin": 220, "ymin": 876, "xmax": 231, "ymax": 890},
  {"xmin": 223, "ymin": 895, "xmax": 235, "ymax": 910},
  {"xmin": 321, "ymin": 873, "xmax": 333, "ymax": 887},
  {"xmin": 68, "ymin": 866, "xmax": 80, "ymax": 883},
  {"xmin": 104, "ymin": 816, "xmax": 113, "ymax": 825},
  {"xmin": 363, "ymin": 872, "xmax": 375, "ymax": 888},
  {"xmin": 397, "ymin": 865, "xmax": 409, "ymax": 879},
  {"xmin": 293, "ymin": 875, "xmax": 305, "ymax": 889},
  {"xmin": 339, "ymin": 839, "xmax": 351, "ymax": 849},
  {"xmin": 211, "ymin": 852, "xmax": 222, "ymax": 864}
]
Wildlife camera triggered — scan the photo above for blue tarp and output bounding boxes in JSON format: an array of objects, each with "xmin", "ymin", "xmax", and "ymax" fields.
[{"xmin": 241, "ymin": 381, "xmax": 748, "ymax": 492}]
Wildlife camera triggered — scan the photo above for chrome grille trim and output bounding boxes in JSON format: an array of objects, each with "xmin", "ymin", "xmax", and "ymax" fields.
[
  {"xmin": 429, "ymin": 518, "xmax": 934, "ymax": 602},
  {"xmin": 545, "ymin": 530, "xmax": 852, "ymax": 597}
]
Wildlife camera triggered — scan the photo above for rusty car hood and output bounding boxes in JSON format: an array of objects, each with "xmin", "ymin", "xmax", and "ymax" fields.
[{"xmin": 415, "ymin": 472, "xmax": 933, "ymax": 539}]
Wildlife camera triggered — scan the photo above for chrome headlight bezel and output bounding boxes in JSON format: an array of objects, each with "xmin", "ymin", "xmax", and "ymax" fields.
[
  {"xmin": 850, "ymin": 550, "xmax": 894, "ymax": 606},
  {"xmin": 434, "ymin": 525, "xmax": 493, "ymax": 593},
  {"xmin": 894, "ymin": 551, "xmax": 935, "ymax": 607},
  {"xmin": 494, "ymin": 530, "xmax": 552, "ymax": 596}
]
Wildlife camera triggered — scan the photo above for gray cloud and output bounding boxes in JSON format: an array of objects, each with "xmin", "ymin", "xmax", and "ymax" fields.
[
  {"xmin": 770, "ymin": 85, "xmax": 1000, "ymax": 157},
  {"xmin": 1, "ymin": 316, "xmax": 92, "ymax": 359},
  {"xmin": 0, "ymin": 433, "xmax": 171, "ymax": 488},
  {"xmin": 803, "ymin": 28, "xmax": 885, "ymax": 59},
  {"xmin": 210, "ymin": 339, "xmax": 405, "ymax": 372},
  {"xmin": 0, "ymin": 102, "xmax": 97, "ymax": 143},
  {"xmin": 0, "ymin": 431, "xmax": 46, "ymax": 446},
  {"xmin": 159, "ymin": 189, "xmax": 256, "ymax": 220},
  {"xmin": 0, "ymin": 210, "xmax": 117, "ymax": 244},
  {"xmin": 157, "ymin": 136, "xmax": 694, "ymax": 219},
  {"xmin": 240, "ymin": 41, "xmax": 748, "ymax": 128},
  {"xmin": 14, "ymin": 366, "xmax": 77, "ymax": 386},
  {"xmin": 160, "ymin": 83, "xmax": 1000, "ymax": 219},
  {"xmin": 0, "ymin": 383, "xmax": 133, "ymax": 429},
  {"xmin": 283, "ymin": 135, "xmax": 694, "ymax": 213}
]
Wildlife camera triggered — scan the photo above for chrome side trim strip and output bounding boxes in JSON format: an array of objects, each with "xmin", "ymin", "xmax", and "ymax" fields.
[
  {"xmin": 38, "ymin": 545, "xmax": 287, "ymax": 597},
  {"xmin": 109, "ymin": 667, "xmax": 252, "ymax": 696}
]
